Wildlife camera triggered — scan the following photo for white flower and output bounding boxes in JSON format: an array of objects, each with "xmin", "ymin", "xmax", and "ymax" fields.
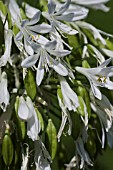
[
  {"xmin": 0, "ymin": 71, "xmax": 10, "ymax": 112},
  {"xmin": 0, "ymin": 30, "xmax": 13, "ymax": 67},
  {"xmin": 18, "ymin": 96, "xmax": 40, "ymax": 141},
  {"xmin": 34, "ymin": 140, "xmax": 52, "ymax": 170},
  {"xmin": 42, "ymin": 0, "xmax": 79, "ymax": 35},
  {"xmin": 21, "ymin": 145, "xmax": 29, "ymax": 170},
  {"xmin": 72, "ymin": 0, "xmax": 110, "ymax": 12},
  {"xmin": 76, "ymin": 58, "xmax": 113, "ymax": 100},
  {"xmin": 59, "ymin": 76, "xmax": 79, "ymax": 111},
  {"xmin": 21, "ymin": 36, "xmax": 70, "ymax": 86},
  {"xmin": 91, "ymin": 93, "xmax": 113, "ymax": 147},
  {"xmin": 76, "ymin": 21, "xmax": 106, "ymax": 45},
  {"xmin": 75, "ymin": 137, "xmax": 93, "ymax": 169}
]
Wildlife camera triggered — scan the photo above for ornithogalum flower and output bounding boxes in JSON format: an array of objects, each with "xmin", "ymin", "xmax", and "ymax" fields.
[
  {"xmin": 18, "ymin": 96, "xmax": 40, "ymax": 141},
  {"xmin": 91, "ymin": 93, "xmax": 113, "ymax": 147},
  {"xmin": 59, "ymin": 76, "xmax": 79, "ymax": 111},
  {"xmin": 34, "ymin": 140, "xmax": 52, "ymax": 170},
  {"xmin": 0, "ymin": 71, "xmax": 10, "ymax": 112},
  {"xmin": 21, "ymin": 36, "xmax": 70, "ymax": 86},
  {"xmin": 76, "ymin": 58, "xmax": 113, "ymax": 100},
  {"xmin": 42, "ymin": 0, "xmax": 81, "ymax": 35}
]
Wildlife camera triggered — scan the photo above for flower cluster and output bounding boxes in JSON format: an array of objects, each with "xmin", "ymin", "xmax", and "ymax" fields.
[{"xmin": 0, "ymin": 0, "xmax": 113, "ymax": 169}]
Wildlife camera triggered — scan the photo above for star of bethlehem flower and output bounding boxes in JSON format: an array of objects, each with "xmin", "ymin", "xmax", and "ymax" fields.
[
  {"xmin": 9, "ymin": 0, "xmax": 52, "ymax": 55},
  {"xmin": 21, "ymin": 35, "xmax": 70, "ymax": 86},
  {"xmin": 18, "ymin": 96, "xmax": 40, "ymax": 141},
  {"xmin": 34, "ymin": 140, "xmax": 52, "ymax": 170},
  {"xmin": 91, "ymin": 93, "xmax": 113, "ymax": 148},
  {"xmin": 42, "ymin": 0, "xmax": 79, "ymax": 35},
  {"xmin": 57, "ymin": 76, "xmax": 79, "ymax": 141},
  {"xmin": 0, "ymin": 71, "xmax": 10, "ymax": 112},
  {"xmin": 76, "ymin": 58, "xmax": 113, "ymax": 100}
]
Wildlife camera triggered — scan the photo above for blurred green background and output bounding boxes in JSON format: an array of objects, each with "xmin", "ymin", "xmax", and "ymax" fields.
[
  {"xmin": 86, "ymin": 0, "xmax": 113, "ymax": 34},
  {"xmin": 86, "ymin": 1, "xmax": 113, "ymax": 169}
]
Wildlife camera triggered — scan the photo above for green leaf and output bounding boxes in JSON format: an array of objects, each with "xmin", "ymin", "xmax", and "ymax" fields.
[
  {"xmin": 24, "ymin": 68, "xmax": 37, "ymax": 101},
  {"xmin": 46, "ymin": 119, "xmax": 57, "ymax": 160},
  {"xmin": 2, "ymin": 134, "xmax": 14, "ymax": 166},
  {"xmin": 35, "ymin": 107, "xmax": 44, "ymax": 131}
]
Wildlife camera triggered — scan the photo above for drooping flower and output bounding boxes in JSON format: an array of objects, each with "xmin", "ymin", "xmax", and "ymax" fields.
[
  {"xmin": 57, "ymin": 76, "xmax": 79, "ymax": 141},
  {"xmin": 0, "ymin": 71, "xmax": 10, "ymax": 112},
  {"xmin": 21, "ymin": 36, "xmax": 70, "ymax": 86},
  {"xmin": 0, "ymin": 29, "xmax": 13, "ymax": 67},
  {"xmin": 91, "ymin": 93, "xmax": 113, "ymax": 147},
  {"xmin": 34, "ymin": 140, "xmax": 52, "ymax": 170},
  {"xmin": 72, "ymin": 0, "xmax": 110, "ymax": 12},
  {"xmin": 76, "ymin": 58, "xmax": 113, "ymax": 100},
  {"xmin": 59, "ymin": 76, "xmax": 79, "ymax": 111},
  {"xmin": 18, "ymin": 96, "xmax": 40, "ymax": 141}
]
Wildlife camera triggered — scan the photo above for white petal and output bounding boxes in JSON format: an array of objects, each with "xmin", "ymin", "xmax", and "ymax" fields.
[
  {"xmin": 18, "ymin": 96, "xmax": 32, "ymax": 121},
  {"xmin": 27, "ymin": 23, "xmax": 52, "ymax": 34},
  {"xmin": 90, "ymin": 82, "xmax": 102, "ymax": 100},
  {"xmin": 21, "ymin": 54, "xmax": 39, "ymax": 68},
  {"xmin": 48, "ymin": 0, "xmax": 56, "ymax": 14},
  {"xmin": 23, "ymin": 2, "xmax": 40, "ymax": 18},
  {"xmin": 26, "ymin": 11, "xmax": 41, "ymax": 26},
  {"xmin": 36, "ymin": 59, "xmax": 44, "ymax": 86},
  {"xmin": 102, "ymin": 48, "xmax": 113, "ymax": 58},
  {"xmin": 105, "ymin": 80, "xmax": 113, "ymax": 90},
  {"xmin": 9, "ymin": 0, "xmax": 21, "ymax": 22},
  {"xmin": 56, "ymin": 0, "xmax": 71, "ymax": 15},
  {"xmin": 45, "ymin": 40, "xmax": 57, "ymax": 50},
  {"xmin": 56, "ymin": 21, "xmax": 78, "ymax": 35}
]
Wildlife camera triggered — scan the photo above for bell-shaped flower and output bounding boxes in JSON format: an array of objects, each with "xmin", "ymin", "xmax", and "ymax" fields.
[
  {"xmin": 76, "ymin": 58, "xmax": 113, "ymax": 100},
  {"xmin": 59, "ymin": 76, "xmax": 79, "ymax": 111},
  {"xmin": 91, "ymin": 93, "xmax": 113, "ymax": 147},
  {"xmin": 75, "ymin": 137, "xmax": 93, "ymax": 169},
  {"xmin": 34, "ymin": 140, "xmax": 52, "ymax": 170},
  {"xmin": 42, "ymin": 0, "xmax": 80, "ymax": 35},
  {"xmin": 72, "ymin": 0, "xmax": 110, "ymax": 12},
  {"xmin": 21, "ymin": 36, "xmax": 70, "ymax": 86},
  {"xmin": 0, "ymin": 71, "xmax": 10, "ymax": 112},
  {"xmin": 18, "ymin": 96, "xmax": 40, "ymax": 141},
  {"xmin": 0, "ymin": 30, "xmax": 13, "ymax": 67}
]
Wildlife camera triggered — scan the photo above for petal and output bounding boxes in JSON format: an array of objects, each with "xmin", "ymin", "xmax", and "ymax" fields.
[
  {"xmin": 9, "ymin": 0, "xmax": 21, "ymax": 22},
  {"xmin": 27, "ymin": 23, "xmax": 52, "ymax": 34},
  {"xmin": 23, "ymin": 2, "xmax": 40, "ymax": 18},
  {"xmin": 47, "ymin": 49, "xmax": 71, "ymax": 57},
  {"xmin": 105, "ymin": 80, "xmax": 113, "ymax": 90},
  {"xmin": 56, "ymin": 21, "xmax": 78, "ymax": 35},
  {"xmin": 47, "ymin": 56, "xmax": 68, "ymax": 76},
  {"xmin": 90, "ymin": 82, "xmax": 102, "ymax": 100},
  {"xmin": 45, "ymin": 40, "xmax": 57, "ymax": 50},
  {"xmin": 18, "ymin": 96, "xmax": 32, "ymax": 121},
  {"xmin": 48, "ymin": 0, "xmax": 56, "ymax": 14},
  {"xmin": 24, "ymin": 38, "xmax": 34, "ymax": 55},
  {"xmin": 55, "ymin": 13, "xmax": 75, "ymax": 22},
  {"xmin": 26, "ymin": 11, "xmax": 41, "ymax": 26},
  {"xmin": 21, "ymin": 53, "xmax": 39, "ymax": 68},
  {"xmin": 36, "ymin": 58, "xmax": 44, "ymax": 86},
  {"xmin": 102, "ymin": 48, "xmax": 113, "ymax": 58},
  {"xmin": 56, "ymin": 0, "xmax": 71, "ymax": 15}
]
